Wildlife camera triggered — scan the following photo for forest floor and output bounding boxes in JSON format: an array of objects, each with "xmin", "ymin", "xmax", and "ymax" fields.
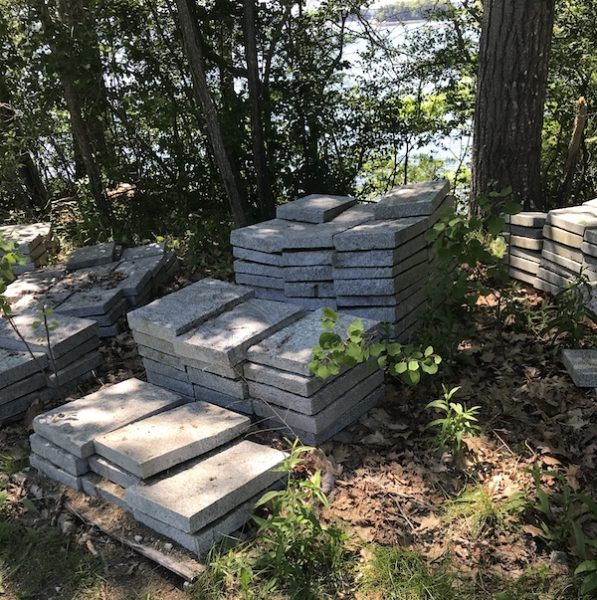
[{"xmin": 1, "ymin": 256, "xmax": 596, "ymax": 599}]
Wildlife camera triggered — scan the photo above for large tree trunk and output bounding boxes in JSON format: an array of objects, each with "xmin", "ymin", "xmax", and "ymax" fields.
[
  {"xmin": 243, "ymin": 0, "xmax": 275, "ymax": 220},
  {"xmin": 471, "ymin": 0, "xmax": 556, "ymax": 210},
  {"xmin": 174, "ymin": 0, "xmax": 250, "ymax": 227}
]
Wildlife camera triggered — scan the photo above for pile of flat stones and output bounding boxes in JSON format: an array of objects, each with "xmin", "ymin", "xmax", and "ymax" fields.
[
  {"xmin": 0, "ymin": 222, "xmax": 56, "ymax": 274},
  {"xmin": 231, "ymin": 181, "xmax": 452, "ymax": 338},
  {"xmin": 6, "ymin": 242, "xmax": 178, "ymax": 337},
  {"xmin": 0, "ymin": 312, "xmax": 101, "ymax": 423},
  {"xmin": 504, "ymin": 212, "xmax": 546, "ymax": 285},
  {"xmin": 29, "ymin": 378, "xmax": 287, "ymax": 556},
  {"xmin": 126, "ymin": 278, "xmax": 385, "ymax": 444}
]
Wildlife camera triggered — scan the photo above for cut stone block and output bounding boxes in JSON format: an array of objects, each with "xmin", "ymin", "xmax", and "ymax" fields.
[
  {"xmin": 333, "ymin": 235, "xmax": 428, "ymax": 268},
  {"xmin": 333, "ymin": 250, "xmax": 427, "ymax": 280},
  {"xmin": 133, "ymin": 331, "xmax": 176, "ymax": 354},
  {"xmin": 250, "ymin": 288, "xmax": 290, "ymax": 302},
  {"xmin": 127, "ymin": 278, "xmax": 254, "ymax": 340},
  {"xmin": 547, "ymin": 206, "xmax": 597, "ymax": 236},
  {"xmin": 504, "ymin": 212, "xmax": 547, "ymax": 228},
  {"xmin": 234, "ymin": 260, "xmax": 283, "ymax": 279},
  {"xmin": 235, "ymin": 273, "xmax": 284, "ymax": 290},
  {"xmin": 186, "ymin": 367, "xmax": 247, "ymax": 399},
  {"xmin": 55, "ymin": 287, "xmax": 124, "ymax": 318},
  {"xmin": 506, "ymin": 225, "xmax": 544, "ymax": 239},
  {"xmin": 541, "ymin": 249, "xmax": 583, "ymax": 274},
  {"xmin": 542, "ymin": 224, "xmax": 583, "ymax": 249},
  {"xmin": 333, "ymin": 217, "xmax": 428, "ymax": 251},
  {"xmin": 89, "ymin": 455, "xmax": 140, "ymax": 488},
  {"xmin": 284, "ymin": 282, "xmax": 317, "ymax": 298},
  {"xmin": 121, "ymin": 243, "xmax": 166, "ymax": 261},
  {"xmin": 232, "ymin": 246, "xmax": 283, "ymax": 266},
  {"xmin": 50, "ymin": 351, "xmax": 102, "ymax": 390},
  {"xmin": 333, "ymin": 262, "xmax": 428, "ymax": 296},
  {"xmin": 585, "ymin": 229, "xmax": 597, "ymax": 245},
  {"xmin": 282, "ymin": 250, "xmax": 333, "ymax": 267},
  {"xmin": 507, "ymin": 255, "xmax": 541, "ymax": 275},
  {"xmin": 174, "ymin": 298, "xmax": 303, "ymax": 367},
  {"xmin": 66, "ymin": 242, "xmax": 116, "ymax": 271},
  {"xmin": 373, "ymin": 180, "xmax": 449, "ymax": 219},
  {"xmin": 98, "ymin": 324, "xmax": 122, "ymax": 338},
  {"xmin": 1, "ymin": 372, "xmax": 47, "ymax": 405},
  {"xmin": 285, "ymin": 298, "xmax": 338, "ymax": 310},
  {"xmin": 33, "ymin": 378, "xmax": 186, "ymax": 458},
  {"xmin": 277, "ymin": 194, "xmax": 356, "ymax": 223},
  {"xmin": 81, "ymin": 474, "xmax": 129, "ymax": 511},
  {"xmin": 284, "ymin": 266, "xmax": 333, "ymax": 282},
  {"xmin": 146, "ymin": 370, "xmax": 194, "ymax": 398},
  {"xmin": 247, "ymin": 308, "xmax": 379, "ymax": 376},
  {"xmin": 561, "ymin": 349, "xmax": 597, "ymax": 387},
  {"xmin": 0, "ymin": 388, "xmax": 54, "ymax": 424},
  {"xmin": 142, "ymin": 357, "xmax": 189, "ymax": 382},
  {"xmin": 248, "ymin": 359, "xmax": 380, "ymax": 415},
  {"xmin": 95, "ymin": 402, "xmax": 250, "ymax": 479},
  {"xmin": 509, "ymin": 247, "xmax": 542, "ymax": 264},
  {"xmin": 192, "ymin": 385, "xmax": 254, "ymax": 414},
  {"xmin": 543, "ymin": 240, "xmax": 583, "ymax": 263},
  {"xmin": 258, "ymin": 385, "xmax": 384, "ymax": 445},
  {"xmin": 508, "ymin": 235, "xmax": 543, "ymax": 251},
  {"xmin": 535, "ymin": 267, "xmax": 573, "ymax": 290},
  {"xmin": 113, "ymin": 258, "xmax": 159, "ymax": 296},
  {"xmin": 29, "ymin": 433, "xmax": 89, "ymax": 476},
  {"xmin": 583, "ymin": 241, "xmax": 597, "ymax": 259},
  {"xmin": 0, "ymin": 349, "xmax": 48, "ymax": 389},
  {"xmin": 533, "ymin": 276, "xmax": 560, "ymax": 295},
  {"xmin": 30, "ymin": 453, "xmax": 82, "ymax": 490},
  {"xmin": 231, "ymin": 219, "xmax": 297, "ymax": 253},
  {"xmin": 125, "ymin": 440, "xmax": 286, "ymax": 533},
  {"xmin": 48, "ymin": 336, "xmax": 99, "ymax": 372}
]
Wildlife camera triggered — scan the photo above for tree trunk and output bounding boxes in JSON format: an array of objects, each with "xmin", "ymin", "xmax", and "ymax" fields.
[
  {"xmin": 471, "ymin": 0, "xmax": 555, "ymax": 210},
  {"xmin": 243, "ymin": 0, "xmax": 275, "ymax": 220},
  {"xmin": 174, "ymin": 0, "xmax": 250, "ymax": 227}
]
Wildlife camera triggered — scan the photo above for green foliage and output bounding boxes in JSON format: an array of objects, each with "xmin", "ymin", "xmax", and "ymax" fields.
[
  {"xmin": 0, "ymin": 233, "xmax": 25, "ymax": 316},
  {"xmin": 309, "ymin": 308, "xmax": 441, "ymax": 386},
  {"xmin": 528, "ymin": 464, "xmax": 597, "ymax": 597},
  {"xmin": 425, "ymin": 385, "xmax": 480, "ymax": 453},
  {"xmin": 359, "ymin": 546, "xmax": 458, "ymax": 600}
]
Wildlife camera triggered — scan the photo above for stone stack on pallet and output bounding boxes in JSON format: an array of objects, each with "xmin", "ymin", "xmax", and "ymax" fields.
[
  {"xmin": 230, "ymin": 180, "xmax": 451, "ymax": 337},
  {"xmin": 0, "ymin": 312, "xmax": 101, "ymax": 423},
  {"xmin": 0, "ymin": 222, "xmax": 55, "ymax": 274},
  {"xmin": 127, "ymin": 278, "xmax": 385, "ymax": 442},
  {"xmin": 5, "ymin": 242, "xmax": 178, "ymax": 337},
  {"xmin": 29, "ymin": 378, "xmax": 287, "ymax": 556},
  {"xmin": 535, "ymin": 203, "xmax": 597, "ymax": 295},
  {"xmin": 503, "ymin": 212, "xmax": 547, "ymax": 286}
]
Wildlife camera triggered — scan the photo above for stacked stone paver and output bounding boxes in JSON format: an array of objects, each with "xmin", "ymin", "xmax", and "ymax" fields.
[
  {"xmin": 29, "ymin": 377, "xmax": 287, "ymax": 556},
  {"xmin": 231, "ymin": 181, "xmax": 452, "ymax": 338},
  {"xmin": 0, "ymin": 222, "xmax": 56, "ymax": 274},
  {"xmin": 0, "ymin": 312, "xmax": 101, "ymax": 423},
  {"xmin": 504, "ymin": 212, "xmax": 547, "ymax": 286},
  {"xmin": 561, "ymin": 349, "xmax": 597, "ymax": 387},
  {"xmin": 5, "ymin": 242, "xmax": 178, "ymax": 337}
]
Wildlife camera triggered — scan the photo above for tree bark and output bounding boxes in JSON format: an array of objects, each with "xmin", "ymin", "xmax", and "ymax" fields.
[
  {"xmin": 174, "ymin": 0, "xmax": 250, "ymax": 227},
  {"xmin": 471, "ymin": 0, "xmax": 556, "ymax": 210},
  {"xmin": 243, "ymin": 0, "xmax": 275, "ymax": 220}
]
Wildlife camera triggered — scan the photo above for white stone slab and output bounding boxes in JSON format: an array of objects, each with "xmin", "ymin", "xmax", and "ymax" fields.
[
  {"xmin": 374, "ymin": 180, "xmax": 449, "ymax": 219},
  {"xmin": 30, "ymin": 453, "xmax": 82, "ymax": 490},
  {"xmin": 504, "ymin": 212, "xmax": 547, "ymax": 227},
  {"xmin": 29, "ymin": 433, "xmax": 89, "ymax": 476},
  {"xmin": 146, "ymin": 370, "xmax": 194, "ymax": 398},
  {"xmin": 95, "ymin": 402, "xmax": 250, "ymax": 479},
  {"xmin": 542, "ymin": 224, "xmax": 583, "ymax": 249},
  {"xmin": 547, "ymin": 206, "xmax": 597, "ymax": 236},
  {"xmin": 277, "ymin": 194, "xmax": 356, "ymax": 223},
  {"xmin": 125, "ymin": 440, "xmax": 286, "ymax": 533},
  {"xmin": 55, "ymin": 286, "xmax": 124, "ymax": 317},
  {"xmin": 32, "ymin": 378, "xmax": 186, "ymax": 458},
  {"xmin": 89, "ymin": 455, "xmax": 140, "ymax": 488},
  {"xmin": 333, "ymin": 217, "xmax": 428, "ymax": 251}
]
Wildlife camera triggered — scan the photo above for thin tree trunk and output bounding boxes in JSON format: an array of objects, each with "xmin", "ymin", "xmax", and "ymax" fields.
[
  {"xmin": 243, "ymin": 0, "xmax": 275, "ymax": 220},
  {"xmin": 471, "ymin": 0, "xmax": 556, "ymax": 210},
  {"xmin": 558, "ymin": 96, "xmax": 588, "ymax": 205},
  {"xmin": 174, "ymin": 0, "xmax": 250, "ymax": 227}
]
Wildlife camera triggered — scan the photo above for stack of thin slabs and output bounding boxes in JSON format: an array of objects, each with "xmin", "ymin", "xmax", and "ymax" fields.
[
  {"xmin": 503, "ymin": 212, "xmax": 547, "ymax": 285},
  {"xmin": 0, "ymin": 222, "xmax": 54, "ymax": 274},
  {"xmin": 245, "ymin": 308, "xmax": 384, "ymax": 444}
]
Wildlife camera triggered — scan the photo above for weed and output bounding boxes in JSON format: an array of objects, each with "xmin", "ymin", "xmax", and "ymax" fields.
[{"xmin": 425, "ymin": 386, "xmax": 481, "ymax": 454}]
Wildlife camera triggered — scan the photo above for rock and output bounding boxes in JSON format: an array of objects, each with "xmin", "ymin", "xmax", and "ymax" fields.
[{"xmin": 277, "ymin": 194, "xmax": 356, "ymax": 224}]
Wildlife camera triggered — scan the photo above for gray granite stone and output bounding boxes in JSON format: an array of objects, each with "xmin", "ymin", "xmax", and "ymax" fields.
[
  {"xmin": 508, "ymin": 235, "xmax": 543, "ymax": 251},
  {"xmin": 30, "ymin": 453, "xmax": 82, "ymax": 490},
  {"xmin": 127, "ymin": 279, "xmax": 254, "ymax": 340},
  {"xmin": 504, "ymin": 212, "xmax": 547, "ymax": 228},
  {"xmin": 249, "ymin": 360, "xmax": 380, "ymax": 415},
  {"xmin": 547, "ymin": 206, "xmax": 597, "ymax": 236},
  {"xmin": 561, "ymin": 349, "xmax": 597, "ymax": 387},
  {"xmin": 282, "ymin": 250, "xmax": 333, "ymax": 267},
  {"xmin": 507, "ymin": 225, "xmax": 544, "ymax": 239},
  {"xmin": 333, "ymin": 235, "xmax": 428, "ymax": 268},
  {"xmin": 582, "ymin": 241, "xmax": 597, "ymax": 259},
  {"xmin": 174, "ymin": 298, "xmax": 303, "ymax": 367},
  {"xmin": 540, "ymin": 257, "xmax": 587, "ymax": 280},
  {"xmin": 81, "ymin": 474, "xmax": 130, "ymax": 511},
  {"xmin": 235, "ymin": 273, "xmax": 284, "ymax": 290},
  {"xmin": 95, "ymin": 402, "xmax": 250, "ymax": 479},
  {"xmin": 247, "ymin": 308, "xmax": 379, "ymax": 376},
  {"xmin": 509, "ymin": 247, "xmax": 542, "ymax": 264},
  {"xmin": 277, "ymin": 194, "xmax": 356, "ymax": 223},
  {"xmin": 48, "ymin": 336, "xmax": 99, "ymax": 373},
  {"xmin": 230, "ymin": 219, "xmax": 297, "ymax": 253},
  {"xmin": 121, "ymin": 243, "xmax": 166, "ymax": 262},
  {"xmin": 89, "ymin": 455, "xmax": 140, "ymax": 488},
  {"xmin": 29, "ymin": 433, "xmax": 89, "ymax": 476},
  {"xmin": 584, "ymin": 228, "xmax": 597, "ymax": 245},
  {"xmin": 50, "ymin": 351, "xmax": 102, "ymax": 391},
  {"xmin": 0, "ymin": 388, "xmax": 55, "ymax": 424},
  {"xmin": 234, "ymin": 260, "xmax": 283, "ymax": 279},
  {"xmin": 533, "ymin": 276, "xmax": 560, "ymax": 295},
  {"xmin": 133, "ymin": 331, "xmax": 175, "ymax": 354},
  {"xmin": 186, "ymin": 367, "xmax": 247, "ymax": 399},
  {"xmin": 97, "ymin": 324, "xmax": 122, "ymax": 338},
  {"xmin": 373, "ymin": 180, "xmax": 449, "ymax": 219},
  {"xmin": 93, "ymin": 298, "xmax": 128, "ymax": 327},
  {"xmin": 284, "ymin": 265, "xmax": 333, "ymax": 282},
  {"xmin": 535, "ymin": 267, "xmax": 572, "ymax": 290},
  {"xmin": 334, "ymin": 261, "xmax": 428, "ymax": 296},
  {"xmin": 66, "ymin": 243, "xmax": 116, "ymax": 271},
  {"xmin": 55, "ymin": 287, "xmax": 124, "ymax": 318},
  {"xmin": 232, "ymin": 246, "xmax": 283, "ymax": 266},
  {"xmin": 125, "ymin": 440, "xmax": 286, "ymax": 533},
  {"xmin": 258, "ymin": 385, "xmax": 384, "ymax": 445},
  {"xmin": 333, "ymin": 250, "xmax": 427, "ymax": 280},
  {"xmin": 251, "ymin": 288, "xmax": 290, "ymax": 302},
  {"xmin": 284, "ymin": 282, "xmax": 317, "ymax": 297},
  {"xmin": 0, "ymin": 349, "xmax": 48, "ymax": 388},
  {"xmin": 192, "ymin": 384, "xmax": 253, "ymax": 414},
  {"xmin": 542, "ymin": 224, "xmax": 583, "ymax": 249},
  {"xmin": 1, "ymin": 371, "xmax": 47, "ymax": 405},
  {"xmin": 540, "ymin": 249, "xmax": 583, "ymax": 274},
  {"xmin": 285, "ymin": 298, "xmax": 338, "ymax": 310},
  {"xmin": 507, "ymin": 255, "xmax": 541, "ymax": 275},
  {"xmin": 33, "ymin": 378, "xmax": 186, "ymax": 458},
  {"xmin": 113, "ymin": 257, "xmax": 160, "ymax": 295},
  {"xmin": 146, "ymin": 370, "xmax": 194, "ymax": 398},
  {"xmin": 543, "ymin": 240, "xmax": 583, "ymax": 263},
  {"xmin": 142, "ymin": 358, "xmax": 189, "ymax": 382},
  {"xmin": 337, "ymin": 294, "xmax": 399, "ymax": 307},
  {"xmin": 4, "ymin": 268, "xmax": 64, "ymax": 301},
  {"xmin": 333, "ymin": 217, "xmax": 428, "ymax": 251}
]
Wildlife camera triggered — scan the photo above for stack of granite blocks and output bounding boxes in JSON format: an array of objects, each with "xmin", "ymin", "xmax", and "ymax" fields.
[
  {"xmin": 0, "ymin": 312, "xmax": 102, "ymax": 423},
  {"xmin": 0, "ymin": 222, "xmax": 55, "ymax": 274},
  {"xmin": 534, "ymin": 203, "xmax": 597, "ymax": 295},
  {"xmin": 333, "ymin": 181, "xmax": 450, "ymax": 337},
  {"xmin": 29, "ymin": 378, "xmax": 287, "ymax": 556},
  {"xmin": 245, "ymin": 309, "xmax": 384, "ymax": 445},
  {"xmin": 561, "ymin": 349, "xmax": 597, "ymax": 387},
  {"xmin": 503, "ymin": 212, "xmax": 547, "ymax": 285}
]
